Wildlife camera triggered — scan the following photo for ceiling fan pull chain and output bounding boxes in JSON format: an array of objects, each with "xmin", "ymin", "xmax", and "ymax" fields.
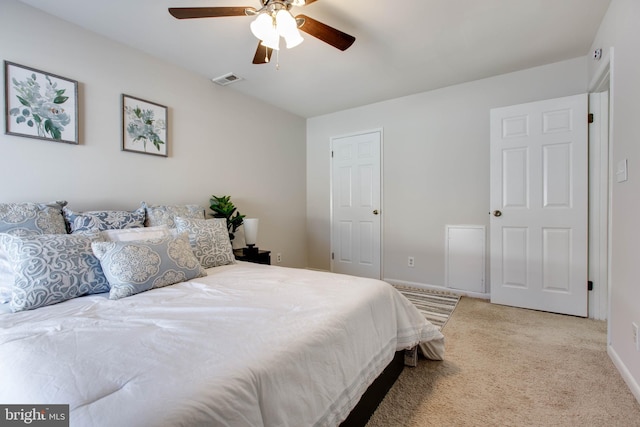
[
  {"xmin": 265, "ymin": 47, "xmax": 270, "ymax": 63},
  {"xmin": 276, "ymin": 49, "xmax": 280, "ymax": 70}
]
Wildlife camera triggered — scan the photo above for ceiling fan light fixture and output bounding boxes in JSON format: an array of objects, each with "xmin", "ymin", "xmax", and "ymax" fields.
[
  {"xmin": 275, "ymin": 9, "xmax": 296, "ymax": 33},
  {"xmin": 166, "ymin": 2, "xmax": 356, "ymax": 63},
  {"xmin": 260, "ymin": 31, "xmax": 281, "ymax": 51},
  {"xmin": 284, "ymin": 30, "xmax": 304, "ymax": 49},
  {"xmin": 275, "ymin": 9, "xmax": 304, "ymax": 49},
  {"xmin": 250, "ymin": 13, "xmax": 274, "ymax": 41}
]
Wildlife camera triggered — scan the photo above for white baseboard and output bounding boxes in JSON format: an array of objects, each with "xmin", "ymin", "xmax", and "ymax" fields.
[
  {"xmin": 383, "ymin": 278, "xmax": 490, "ymax": 300},
  {"xmin": 608, "ymin": 345, "xmax": 640, "ymax": 404}
]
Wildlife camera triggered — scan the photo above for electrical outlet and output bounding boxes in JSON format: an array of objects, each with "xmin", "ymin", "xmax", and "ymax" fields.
[
  {"xmin": 407, "ymin": 256, "xmax": 415, "ymax": 268},
  {"xmin": 276, "ymin": 253, "xmax": 282, "ymax": 263},
  {"xmin": 633, "ymin": 322, "xmax": 639, "ymax": 351}
]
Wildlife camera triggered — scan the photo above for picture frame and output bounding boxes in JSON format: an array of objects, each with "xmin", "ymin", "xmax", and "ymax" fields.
[
  {"xmin": 121, "ymin": 94, "xmax": 168, "ymax": 157},
  {"xmin": 4, "ymin": 61, "xmax": 79, "ymax": 144}
]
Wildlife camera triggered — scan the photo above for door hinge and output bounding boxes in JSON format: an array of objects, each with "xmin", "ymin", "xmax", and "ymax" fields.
[
  {"xmin": 331, "ymin": 252, "xmax": 334, "ymax": 260},
  {"xmin": 331, "ymin": 151, "xmax": 334, "ymax": 158},
  {"xmin": 588, "ymin": 280, "xmax": 593, "ymax": 291},
  {"xmin": 588, "ymin": 113, "xmax": 594, "ymax": 123}
]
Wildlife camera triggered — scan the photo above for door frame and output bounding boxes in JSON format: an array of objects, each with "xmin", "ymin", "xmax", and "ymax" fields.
[
  {"xmin": 588, "ymin": 47, "xmax": 613, "ymax": 322},
  {"xmin": 329, "ymin": 128, "xmax": 384, "ymax": 279}
]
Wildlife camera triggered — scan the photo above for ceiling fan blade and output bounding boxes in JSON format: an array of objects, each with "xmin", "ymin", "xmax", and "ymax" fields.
[
  {"xmin": 252, "ymin": 43, "xmax": 273, "ymax": 64},
  {"xmin": 296, "ymin": 14, "xmax": 355, "ymax": 51},
  {"xmin": 303, "ymin": 0, "xmax": 319, "ymax": 5},
  {"xmin": 168, "ymin": 7, "xmax": 253, "ymax": 19}
]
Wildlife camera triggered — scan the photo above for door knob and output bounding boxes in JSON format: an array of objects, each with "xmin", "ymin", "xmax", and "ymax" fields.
[
  {"xmin": 493, "ymin": 210, "xmax": 502, "ymax": 217},
  {"xmin": 373, "ymin": 210, "xmax": 379, "ymax": 215}
]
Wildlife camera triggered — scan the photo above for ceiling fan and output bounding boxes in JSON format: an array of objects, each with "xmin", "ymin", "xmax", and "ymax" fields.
[{"xmin": 168, "ymin": 0, "xmax": 356, "ymax": 64}]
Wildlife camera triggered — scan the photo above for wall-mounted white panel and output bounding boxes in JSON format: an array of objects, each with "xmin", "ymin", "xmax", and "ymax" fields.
[{"xmin": 446, "ymin": 225, "xmax": 485, "ymax": 293}]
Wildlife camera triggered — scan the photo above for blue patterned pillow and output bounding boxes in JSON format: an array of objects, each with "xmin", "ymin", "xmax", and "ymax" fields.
[
  {"xmin": 175, "ymin": 217, "xmax": 235, "ymax": 268},
  {"xmin": 92, "ymin": 232, "xmax": 206, "ymax": 300},
  {"xmin": 0, "ymin": 201, "xmax": 68, "ymax": 236},
  {"xmin": 143, "ymin": 202, "xmax": 204, "ymax": 228},
  {"xmin": 0, "ymin": 201, "xmax": 68, "ymax": 304},
  {"xmin": 0, "ymin": 233, "xmax": 109, "ymax": 312},
  {"xmin": 63, "ymin": 205, "xmax": 146, "ymax": 234}
]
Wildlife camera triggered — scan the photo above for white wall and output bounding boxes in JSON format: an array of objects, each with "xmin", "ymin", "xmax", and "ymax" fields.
[
  {"xmin": 588, "ymin": 0, "xmax": 640, "ymax": 402},
  {"xmin": 0, "ymin": 1, "xmax": 307, "ymax": 267},
  {"xmin": 307, "ymin": 57, "xmax": 588, "ymax": 289}
]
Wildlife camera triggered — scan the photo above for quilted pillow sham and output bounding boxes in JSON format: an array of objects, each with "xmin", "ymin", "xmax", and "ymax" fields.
[
  {"xmin": 143, "ymin": 202, "xmax": 205, "ymax": 228},
  {"xmin": 92, "ymin": 232, "xmax": 206, "ymax": 300},
  {"xmin": 63, "ymin": 205, "xmax": 146, "ymax": 234},
  {"xmin": 174, "ymin": 217, "xmax": 235, "ymax": 268},
  {"xmin": 0, "ymin": 233, "xmax": 109, "ymax": 312}
]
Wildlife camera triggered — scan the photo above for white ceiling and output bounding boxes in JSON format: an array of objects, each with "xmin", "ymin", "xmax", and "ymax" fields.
[{"xmin": 19, "ymin": 0, "xmax": 611, "ymax": 118}]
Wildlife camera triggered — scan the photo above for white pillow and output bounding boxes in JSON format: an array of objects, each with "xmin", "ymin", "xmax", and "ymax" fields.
[{"xmin": 101, "ymin": 225, "xmax": 171, "ymax": 242}]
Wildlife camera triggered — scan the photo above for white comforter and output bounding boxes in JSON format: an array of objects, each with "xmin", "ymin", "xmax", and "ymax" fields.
[{"xmin": 0, "ymin": 263, "xmax": 444, "ymax": 427}]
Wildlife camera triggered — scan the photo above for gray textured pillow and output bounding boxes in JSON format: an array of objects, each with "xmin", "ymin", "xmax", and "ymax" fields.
[
  {"xmin": 92, "ymin": 232, "xmax": 206, "ymax": 300},
  {"xmin": 143, "ymin": 202, "xmax": 205, "ymax": 228},
  {"xmin": 63, "ymin": 205, "xmax": 146, "ymax": 234},
  {"xmin": 174, "ymin": 217, "xmax": 235, "ymax": 268},
  {"xmin": 0, "ymin": 233, "xmax": 109, "ymax": 312}
]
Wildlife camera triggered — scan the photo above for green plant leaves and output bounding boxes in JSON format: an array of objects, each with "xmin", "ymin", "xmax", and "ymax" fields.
[{"xmin": 209, "ymin": 195, "xmax": 246, "ymax": 240}]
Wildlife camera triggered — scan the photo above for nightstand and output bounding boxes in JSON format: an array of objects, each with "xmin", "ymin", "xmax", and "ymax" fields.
[{"xmin": 233, "ymin": 248, "xmax": 271, "ymax": 265}]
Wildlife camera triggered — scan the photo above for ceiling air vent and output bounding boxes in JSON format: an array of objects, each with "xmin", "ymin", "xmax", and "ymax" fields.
[{"xmin": 211, "ymin": 73, "xmax": 243, "ymax": 86}]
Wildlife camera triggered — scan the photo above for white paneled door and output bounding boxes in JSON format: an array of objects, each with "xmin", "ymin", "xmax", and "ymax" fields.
[
  {"xmin": 331, "ymin": 130, "xmax": 382, "ymax": 279},
  {"xmin": 490, "ymin": 94, "xmax": 588, "ymax": 317}
]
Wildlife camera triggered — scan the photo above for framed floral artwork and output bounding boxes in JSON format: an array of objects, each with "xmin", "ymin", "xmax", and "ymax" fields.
[
  {"xmin": 4, "ymin": 61, "xmax": 79, "ymax": 144},
  {"xmin": 121, "ymin": 94, "xmax": 168, "ymax": 157}
]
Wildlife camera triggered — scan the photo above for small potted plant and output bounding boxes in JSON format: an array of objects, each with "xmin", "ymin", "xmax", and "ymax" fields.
[{"xmin": 209, "ymin": 195, "xmax": 245, "ymax": 241}]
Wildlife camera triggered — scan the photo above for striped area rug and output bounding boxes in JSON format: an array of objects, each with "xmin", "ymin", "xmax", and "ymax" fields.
[{"xmin": 393, "ymin": 285, "xmax": 460, "ymax": 331}]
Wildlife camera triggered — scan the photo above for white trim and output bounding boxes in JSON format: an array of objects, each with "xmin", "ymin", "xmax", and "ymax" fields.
[
  {"xmin": 588, "ymin": 91, "xmax": 610, "ymax": 320},
  {"xmin": 608, "ymin": 345, "xmax": 640, "ymax": 404},
  {"xmin": 587, "ymin": 47, "xmax": 613, "ymax": 321}
]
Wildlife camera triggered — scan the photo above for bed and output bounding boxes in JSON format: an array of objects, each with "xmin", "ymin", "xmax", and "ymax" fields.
[{"xmin": 0, "ymin": 202, "xmax": 444, "ymax": 426}]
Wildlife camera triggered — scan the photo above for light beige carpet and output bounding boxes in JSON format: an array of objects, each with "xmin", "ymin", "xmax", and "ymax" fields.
[{"xmin": 367, "ymin": 297, "xmax": 640, "ymax": 427}]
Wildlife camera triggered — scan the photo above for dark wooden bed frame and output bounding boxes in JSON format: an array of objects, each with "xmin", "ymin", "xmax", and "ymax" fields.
[{"xmin": 340, "ymin": 350, "xmax": 405, "ymax": 426}]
